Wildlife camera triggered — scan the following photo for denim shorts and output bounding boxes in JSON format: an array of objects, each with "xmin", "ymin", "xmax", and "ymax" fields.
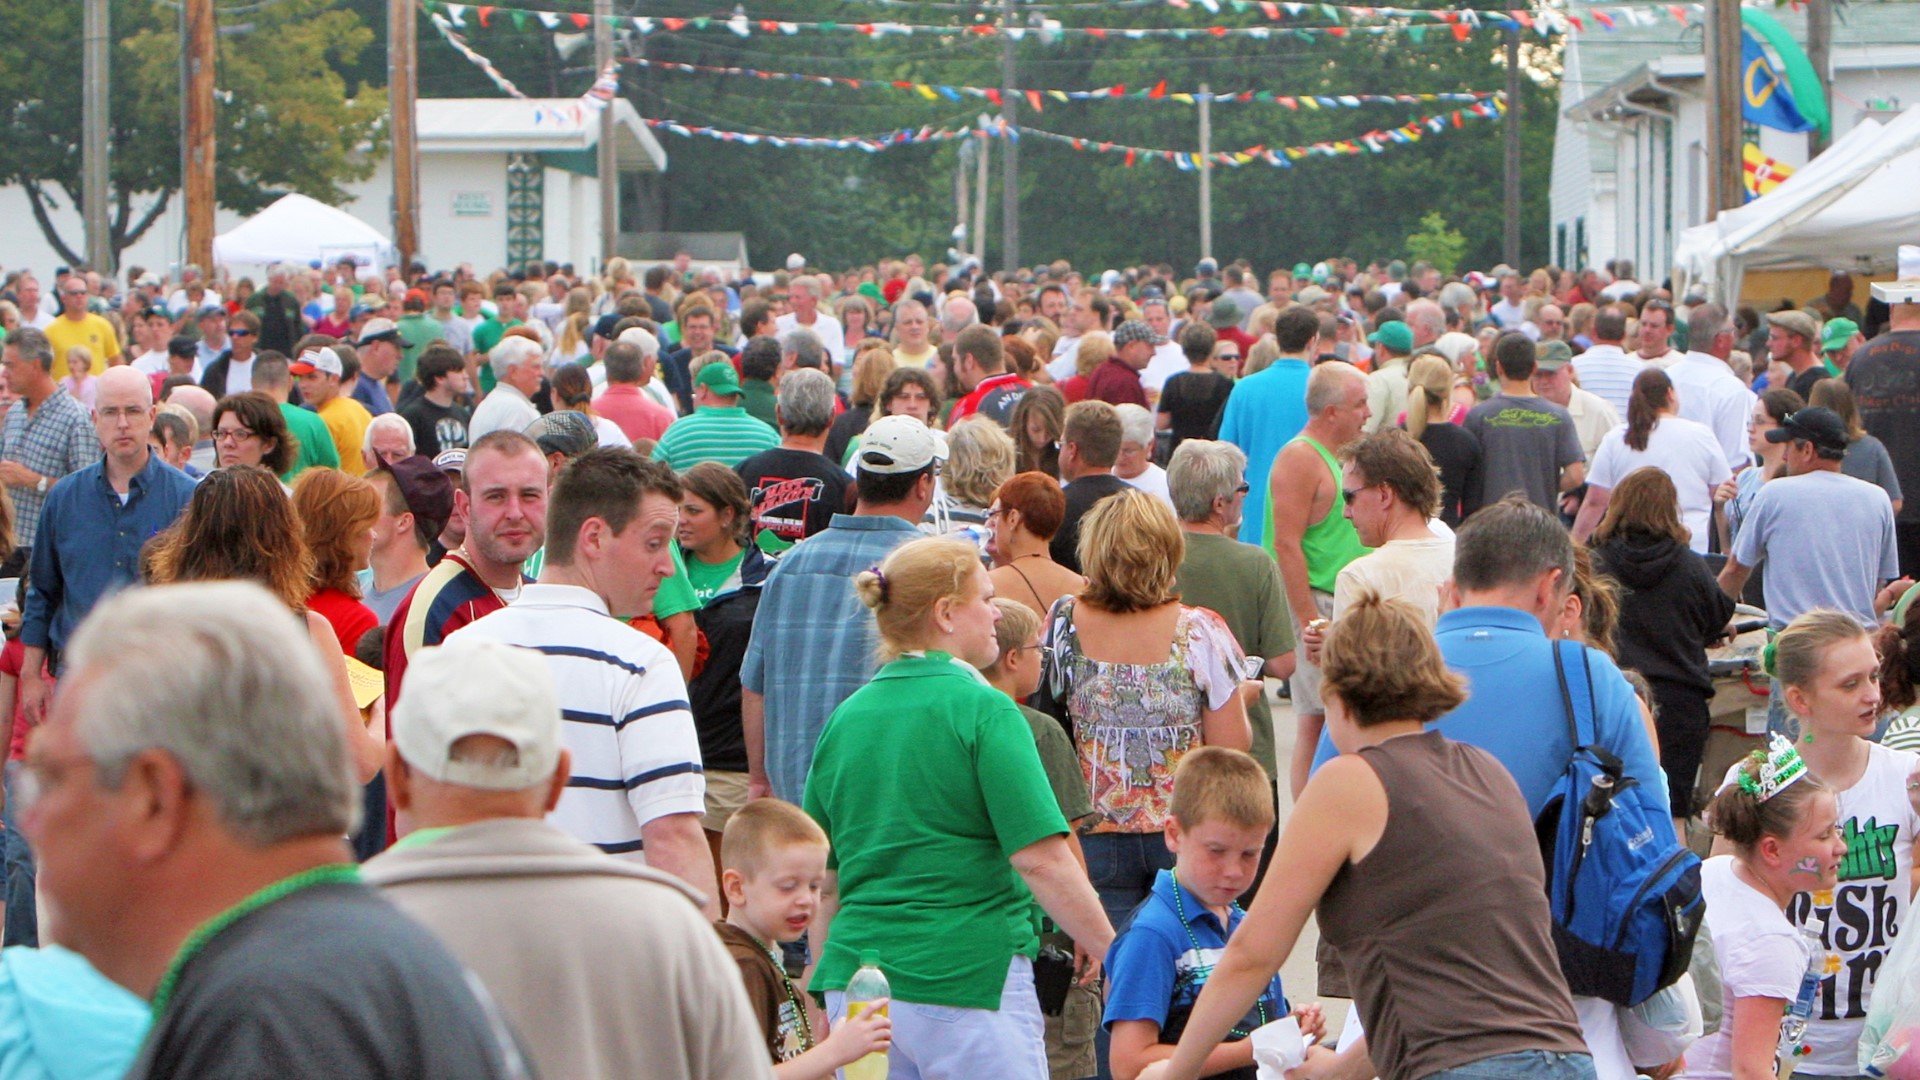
[{"xmin": 1421, "ymin": 1050, "xmax": 1596, "ymax": 1080}]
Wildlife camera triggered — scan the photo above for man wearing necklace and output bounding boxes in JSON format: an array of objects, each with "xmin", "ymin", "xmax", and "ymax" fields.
[
  {"xmin": 365, "ymin": 639, "xmax": 769, "ymax": 1080},
  {"xmin": 25, "ymin": 582, "xmax": 530, "ymax": 1079}
]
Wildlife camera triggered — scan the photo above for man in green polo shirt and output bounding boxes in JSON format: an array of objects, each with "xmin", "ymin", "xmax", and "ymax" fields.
[
  {"xmin": 652, "ymin": 362, "xmax": 778, "ymax": 471},
  {"xmin": 469, "ymin": 284, "xmax": 526, "ymax": 394},
  {"xmin": 253, "ymin": 352, "xmax": 340, "ymax": 480}
]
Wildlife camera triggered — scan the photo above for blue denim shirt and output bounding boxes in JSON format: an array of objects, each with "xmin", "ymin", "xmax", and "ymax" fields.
[
  {"xmin": 22, "ymin": 453, "xmax": 198, "ymax": 663},
  {"xmin": 739, "ymin": 513, "xmax": 922, "ymax": 804}
]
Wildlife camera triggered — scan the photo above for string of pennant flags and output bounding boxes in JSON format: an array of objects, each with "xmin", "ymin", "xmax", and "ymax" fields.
[
  {"xmin": 634, "ymin": 94, "xmax": 1504, "ymax": 163},
  {"xmin": 621, "ymin": 56, "xmax": 1501, "ymax": 112},
  {"xmin": 422, "ymin": 0, "xmax": 1711, "ymax": 40}
]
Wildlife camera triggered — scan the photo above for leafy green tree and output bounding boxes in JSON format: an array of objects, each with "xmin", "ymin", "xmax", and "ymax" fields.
[
  {"xmin": 0, "ymin": 0, "xmax": 385, "ymax": 270},
  {"xmin": 1406, "ymin": 211, "xmax": 1469, "ymax": 275}
]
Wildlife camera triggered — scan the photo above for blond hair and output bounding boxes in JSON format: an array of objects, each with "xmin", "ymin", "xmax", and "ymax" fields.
[
  {"xmin": 1171, "ymin": 747, "xmax": 1275, "ymax": 831},
  {"xmin": 1771, "ymin": 609, "xmax": 1869, "ymax": 689},
  {"xmin": 853, "ymin": 537, "xmax": 984, "ymax": 661},
  {"xmin": 1404, "ymin": 354, "xmax": 1453, "ymax": 441},
  {"xmin": 944, "ymin": 416, "xmax": 1016, "ymax": 509},
  {"xmin": 1321, "ymin": 592, "xmax": 1467, "ymax": 725},
  {"xmin": 1079, "ymin": 488, "xmax": 1183, "ymax": 614},
  {"xmin": 1075, "ymin": 331, "xmax": 1115, "ymax": 378},
  {"xmin": 983, "ymin": 597, "xmax": 1041, "ymax": 680},
  {"xmin": 721, "ymin": 798, "xmax": 828, "ymax": 879}
]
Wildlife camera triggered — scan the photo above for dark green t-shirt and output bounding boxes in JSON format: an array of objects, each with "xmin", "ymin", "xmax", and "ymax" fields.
[{"xmin": 805, "ymin": 652, "xmax": 1068, "ymax": 1010}]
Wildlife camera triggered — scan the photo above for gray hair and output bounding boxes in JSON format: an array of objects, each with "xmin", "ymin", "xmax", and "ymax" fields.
[
  {"xmin": 603, "ymin": 340, "xmax": 644, "ymax": 383},
  {"xmin": 944, "ymin": 415, "xmax": 1016, "ymax": 508},
  {"xmin": 1115, "ymin": 403, "xmax": 1155, "ymax": 448},
  {"xmin": 362, "ymin": 412, "xmax": 416, "ymax": 456},
  {"xmin": 489, "ymin": 335, "xmax": 544, "ymax": 381},
  {"xmin": 5, "ymin": 326, "xmax": 52, "ymax": 371},
  {"xmin": 1405, "ymin": 298, "xmax": 1447, "ymax": 342},
  {"xmin": 1688, "ymin": 302, "xmax": 1731, "ymax": 351},
  {"xmin": 1168, "ymin": 440, "xmax": 1248, "ymax": 523},
  {"xmin": 1436, "ymin": 281, "xmax": 1477, "ymax": 314},
  {"xmin": 780, "ymin": 327, "xmax": 826, "ymax": 371},
  {"xmin": 1453, "ymin": 493, "xmax": 1574, "ymax": 594},
  {"xmin": 1305, "ymin": 360, "xmax": 1366, "ymax": 413},
  {"xmin": 940, "ymin": 296, "xmax": 980, "ymax": 338},
  {"xmin": 617, "ymin": 326, "xmax": 660, "ymax": 358},
  {"xmin": 66, "ymin": 581, "xmax": 360, "ymax": 844},
  {"xmin": 775, "ymin": 366, "xmax": 836, "ymax": 437}
]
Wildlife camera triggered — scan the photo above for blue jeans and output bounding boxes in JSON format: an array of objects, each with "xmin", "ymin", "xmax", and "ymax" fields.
[
  {"xmin": 1422, "ymin": 1050, "xmax": 1596, "ymax": 1080},
  {"xmin": 1082, "ymin": 832, "xmax": 1174, "ymax": 1080},
  {"xmin": 3, "ymin": 762, "xmax": 36, "ymax": 947}
]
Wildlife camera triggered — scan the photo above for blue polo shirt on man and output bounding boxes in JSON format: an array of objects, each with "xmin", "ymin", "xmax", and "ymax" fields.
[
  {"xmin": 740, "ymin": 512, "xmax": 923, "ymax": 804},
  {"xmin": 1104, "ymin": 868, "xmax": 1287, "ymax": 1075},
  {"xmin": 22, "ymin": 453, "xmax": 197, "ymax": 666},
  {"xmin": 1310, "ymin": 606, "xmax": 1670, "ymax": 816},
  {"xmin": 1216, "ymin": 358, "xmax": 1311, "ymax": 545}
]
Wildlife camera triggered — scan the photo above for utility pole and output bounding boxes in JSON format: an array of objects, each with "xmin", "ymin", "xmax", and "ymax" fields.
[
  {"xmin": 1198, "ymin": 82, "xmax": 1213, "ymax": 262},
  {"xmin": 184, "ymin": 0, "xmax": 217, "ymax": 272},
  {"xmin": 389, "ymin": 0, "xmax": 421, "ymax": 269},
  {"xmin": 973, "ymin": 126, "xmax": 990, "ymax": 267},
  {"xmin": 1502, "ymin": 27, "xmax": 1521, "ymax": 269},
  {"xmin": 82, "ymin": 0, "xmax": 111, "ymax": 273},
  {"xmin": 955, "ymin": 140, "xmax": 971, "ymax": 258},
  {"xmin": 998, "ymin": 0, "xmax": 1020, "ymax": 272},
  {"xmin": 1707, "ymin": 0, "xmax": 1744, "ymax": 213},
  {"xmin": 594, "ymin": 0, "xmax": 617, "ymax": 266},
  {"xmin": 1807, "ymin": 0, "xmax": 1832, "ymax": 155}
]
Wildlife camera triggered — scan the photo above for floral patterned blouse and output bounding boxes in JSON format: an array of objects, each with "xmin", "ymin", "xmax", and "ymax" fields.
[{"xmin": 1041, "ymin": 597, "xmax": 1246, "ymax": 834}]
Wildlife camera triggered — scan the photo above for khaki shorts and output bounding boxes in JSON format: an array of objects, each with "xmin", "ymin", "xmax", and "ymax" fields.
[
  {"xmin": 701, "ymin": 770, "xmax": 752, "ymax": 834},
  {"xmin": 1290, "ymin": 589, "xmax": 1337, "ymax": 716},
  {"xmin": 1045, "ymin": 981, "xmax": 1101, "ymax": 1080}
]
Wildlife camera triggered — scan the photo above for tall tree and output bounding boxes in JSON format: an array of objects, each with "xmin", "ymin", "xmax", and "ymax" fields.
[{"xmin": 0, "ymin": 0, "xmax": 385, "ymax": 269}]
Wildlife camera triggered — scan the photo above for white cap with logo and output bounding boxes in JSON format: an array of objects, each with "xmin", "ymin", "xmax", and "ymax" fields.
[
  {"xmin": 392, "ymin": 640, "xmax": 561, "ymax": 791},
  {"xmin": 857, "ymin": 415, "xmax": 948, "ymax": 475}
]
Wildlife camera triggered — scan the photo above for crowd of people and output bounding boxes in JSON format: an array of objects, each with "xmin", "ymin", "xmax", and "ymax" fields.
[{"xmin": 3, "ymin": 247, "xmax": 1920, "ymax": 1080}]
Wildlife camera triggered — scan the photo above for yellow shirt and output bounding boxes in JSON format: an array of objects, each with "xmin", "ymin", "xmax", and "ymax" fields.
[
  {"xmin": 44, "ymin": 314, "xmax": 121, "ymax": 381},
  {"xmin": 315, "ymin": 395, "xmax": 373, "ymax": 476}
]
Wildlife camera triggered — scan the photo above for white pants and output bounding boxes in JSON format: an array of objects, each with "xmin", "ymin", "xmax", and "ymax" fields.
[{"xmin": 826, "ymin": 956, "xmax": 1047, "ymax": 1080}]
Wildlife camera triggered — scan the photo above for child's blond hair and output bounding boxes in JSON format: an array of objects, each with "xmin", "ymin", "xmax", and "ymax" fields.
[
  {"xmin": 721, "ymin": 798, "xmax": 829, "ymax": 879},
  {"xmin": 1170, "ymin": 747, "xmax": 1274, "ymax": 832},
  {"xmin": 66, "ymin": 345, "xmax": 94, "ymax": 374}
]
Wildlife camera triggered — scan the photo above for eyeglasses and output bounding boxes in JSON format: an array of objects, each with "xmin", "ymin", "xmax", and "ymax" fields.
[
  {"xmin": 1234, "ymin": 482, "xmax": 1251, "ymax": 494},
  {"xmin": 213, "ymin": 427, "xmax": 258, "ymax": 442},
  {"xmin": 1341, "ymin": 485, "xmax": 1376, "ymax": 503},
  {"xmin": 229, "ymin": 329, "xmax": 254, "ymax": 337}
]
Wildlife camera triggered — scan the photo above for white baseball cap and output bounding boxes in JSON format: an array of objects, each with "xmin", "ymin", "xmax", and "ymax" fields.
[
  {"xmin": 289, "ymin": 346, "xmax": 343, "ymax": 377},
  {"xmin": 857, "ymin": 415, "xmax": 948, "ymax": 475},
  {"xmin": 785, "ymin": 253, "xmax": 807, "ymax": 271},
  {"xmin": 391, "ymin": 640, "xmax": 561, "ymax": 791}
]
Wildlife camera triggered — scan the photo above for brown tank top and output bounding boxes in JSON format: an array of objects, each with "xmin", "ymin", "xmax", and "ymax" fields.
[{"xmin": 1316, "ymin": 730, "xmax": 1588, "ymax": 1080}]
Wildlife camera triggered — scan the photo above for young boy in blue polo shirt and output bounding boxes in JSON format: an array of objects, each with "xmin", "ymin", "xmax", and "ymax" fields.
[{"xmin": 1104, "ymin": 748, "xmax": 1324, "ymax": 1080}]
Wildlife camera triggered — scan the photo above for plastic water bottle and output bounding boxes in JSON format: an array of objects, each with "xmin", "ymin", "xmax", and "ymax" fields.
[{"xmin": 844, "ymin": 950, "xmax": 890, "ymax": 1080}]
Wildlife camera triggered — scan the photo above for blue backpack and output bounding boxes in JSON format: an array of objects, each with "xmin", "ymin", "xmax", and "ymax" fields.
[{"xmin": 1535, "ymin": 640, "xmax": 1704, "ymax": 1008}]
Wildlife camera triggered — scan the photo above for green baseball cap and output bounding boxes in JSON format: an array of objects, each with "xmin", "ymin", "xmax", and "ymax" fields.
[
  {"xmin": 1292, "ymin": 262, "xmax": 1312, "ymax": 277},
  {"xmin": 696, "ymin": 360, "xmax": 743, "ymax": 397},
  {"xmin": 1535, "ymin": 339, "xmax": 1575, "ymax": 371},
  {"xmin": 1821, "ymin": 317, "xmax": 1860, "ymax": 354},
  {"xmin": 1367, "ymin": 320, "xmax": 1414, "ymax": 353}
]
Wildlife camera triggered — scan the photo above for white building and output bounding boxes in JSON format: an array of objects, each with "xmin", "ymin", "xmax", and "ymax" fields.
[
  {"xmin": 1550, "ymin": 2, "xmax": 1920, "ymax": 285},
  {"xmin": 0, "ymin": 97, "xmax": 666, "ymax": 279}
]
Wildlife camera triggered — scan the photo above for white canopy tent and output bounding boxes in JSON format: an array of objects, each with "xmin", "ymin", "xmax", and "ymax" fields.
[
  {"xmin": 212, "ymin": 193, "xmax": 396, "ymax": 270},
  {"xmin": 1674, "ymin": 107, "xmax": 1920, "ymax": 302}
]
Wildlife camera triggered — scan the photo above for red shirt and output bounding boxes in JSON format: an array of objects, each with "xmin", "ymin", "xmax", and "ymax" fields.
[
  {"xmin": 1058, "ymin": 375, "xmax": 1091, "ymax": 404},
  {"xmin": 1084, "ymin": 359, "xmax": 1148, "ymax": 408},
  {"xmin": 1214, "ymin": 326, "xmax": 1259, "ymax": 357},
  {"xmin": 596, "ymin": 384, "xmax": 676, "ymax": 444},
  {"xmin": 951, "ymin": 372, "xmax": 1032, "ymax": 424},
  {"xmin": 307, "ymin": 587, "xmax": 378, "ymax": 655},
  {"xmin": 1, "ymin": 639, "xmax": 40, "ymax": 762}
]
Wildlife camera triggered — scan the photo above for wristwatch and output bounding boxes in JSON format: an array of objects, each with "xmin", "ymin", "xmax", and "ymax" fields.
[{"xmin": 34, "ymin": 475, "xmax": 46, "ymax": 495}]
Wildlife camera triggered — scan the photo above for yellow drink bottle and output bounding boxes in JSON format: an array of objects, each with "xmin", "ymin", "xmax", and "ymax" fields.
[{"xmin": 843, "ymin": 950, "xmax": 890, "ymax": 1080}]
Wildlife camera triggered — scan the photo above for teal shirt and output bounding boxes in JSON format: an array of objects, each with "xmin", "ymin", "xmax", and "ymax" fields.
[
  {"xmin": 281, "ymin": 401, "xmax": 341, "ymax": 480},
  {"xmin": 651, "ymin": 407, "xmax": 777, "ymax": 471},
  {"xmin": 804, "ymin": 652, "xmax": 1068, "ymax": 1010}
]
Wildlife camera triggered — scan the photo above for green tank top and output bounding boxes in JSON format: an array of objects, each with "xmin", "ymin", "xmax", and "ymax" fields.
[{"xmin": 1262, "ymin": 434, "xmax": 1371, "ymax": 594}]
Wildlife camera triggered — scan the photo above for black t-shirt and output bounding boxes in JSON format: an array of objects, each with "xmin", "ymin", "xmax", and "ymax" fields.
[
  {"xmin": 736, "ymin": 447, "xmax": 851, "ymax": 544},
  {"xmin": 1786, "ymin": 364, "xmax": 1826, "ymax": 403},
  {"xmin": 126, "ymin": 881, "xmax": 530, "ymax": 1080},
  {"xmin": 1419, "ymin": 422, "xmax": 1482, "ymax": 528},
  {"xmin": 401, "ymin": 397, "xmax": 473, "ymax": 457},
  {"xmin": 1052, "ymin": 473, "xmax": 1133, "ymax": 572},
  {"xmin": 1158, "ymin": 370, "xmax": 1234, "ymax": 449},
  {"xmin": 1847, "ymin": 329, "xmax": 1920, "ymax": 523},
  {"xmin": 824, "ymin": 408, "xmax": 871, "ymax": 468}
]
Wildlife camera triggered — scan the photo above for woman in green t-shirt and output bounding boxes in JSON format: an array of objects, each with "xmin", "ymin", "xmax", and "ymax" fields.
[{"xmin": 803, "ymin": 537, "xmax": 1113, "ymax": 1078}]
